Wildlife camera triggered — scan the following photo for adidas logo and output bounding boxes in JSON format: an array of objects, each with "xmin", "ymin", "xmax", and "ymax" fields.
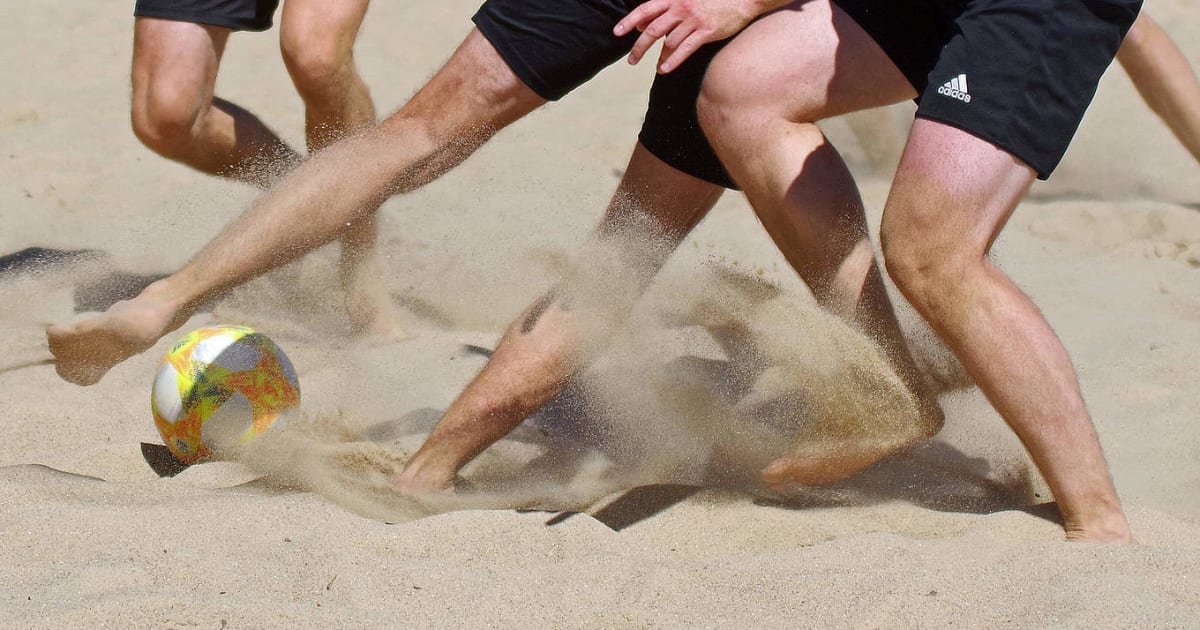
[{"xmin": 937, "ymin": 73, "xmax": 972, "ymax": 103}]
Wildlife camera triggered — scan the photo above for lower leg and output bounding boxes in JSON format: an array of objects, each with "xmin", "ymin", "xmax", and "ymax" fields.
[
  {"xmin": 279, "ymin": 0, "xmax": 376, "ymax": 153},
  {"xmin": 395, "ymin": 144, "xmax": 723, "ymax": 492},
  {"xmin": 280, "ymin": 0, "xmax": 407, "ymax": 339},
  {"xmin": 882, "ymin": 120, "xmax": 1130, "ymax": 541},
  {"xmin": 48, "ymin": 30, "xmax": 544, "ymax": 385},
  {"xmin": 1117, "ymin": 12, "xmax": 1200, "ymax": 165},
  {"xmin": 720, "ymin": 121, "xmax": 942, "ymax": 486}
]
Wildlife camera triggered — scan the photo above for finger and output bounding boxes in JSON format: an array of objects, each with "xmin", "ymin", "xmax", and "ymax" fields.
[
  {"xmin": 659, "ymin": 31, "xmax": 707, "ymax": 73},
  {"xmin": 628, "ymin": 14, "xmax": 682, "ymax": 65},
  {"xmin": 613, "ymin": 0, "xmax": 669, "ymax": 36},
  {"xmin": 658, "ymin": 23, "xmax": 697, "ymax": 71},
  {"xmin": 662, "ymin": 19, "xmax": 695, "ymax": 52}
]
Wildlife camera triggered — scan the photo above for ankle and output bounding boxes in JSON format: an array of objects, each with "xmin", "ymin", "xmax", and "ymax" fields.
[
  {"xmin": 142, "ymin": 275, "xmax": 204, "ymax": 314},
  {"xmin": 1061, "ymin": 500, "xmax": 1132, "ymax": 543}
]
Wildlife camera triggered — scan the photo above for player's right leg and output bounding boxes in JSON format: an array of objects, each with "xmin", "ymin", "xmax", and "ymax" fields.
[
  {"xmin": 698, "ymin": 0, "xmax": 943, "ymax": 487},
  {"xmin": 130, "ymin": 17, "xmax": 298, "ymax": 187}
]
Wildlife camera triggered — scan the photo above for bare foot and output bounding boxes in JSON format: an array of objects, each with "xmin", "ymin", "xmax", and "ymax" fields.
[
  {"xmin": 346, "ymin": 284, "xmax": 410, "ymax": 342},
  {"xmin": 1063, "ymin": 510, "xmax": 1134, "ymax": 543},
  {"xmin": 393, "ymin": 463, "xmax": 456, "ymax": 496},
  {"xmin": 760, "ymin": 399, "xmax": 945, "ymax": 489},
  {"xmin": 760, "ymin": 442, "xmax": 897, "ymax": 488},
  {"xmin": 1065, "ymin": 528, "xmax": 1134, "ymax": 544},
  {"xmin": 46, "ymin": 281, "xmax": 187, "ymax": 385},
  {"xmin": 339, "ymin": 250, "xmax": 409, "ymax": 342}
]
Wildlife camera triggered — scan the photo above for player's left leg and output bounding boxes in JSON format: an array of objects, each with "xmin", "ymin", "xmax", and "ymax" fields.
[
  {"xmin": 279, "ymin": 0, "xmax": 374, "ymax": 150},
  {"xmin": 880, "ymin": 119, "xmax": 1131, "ymax": 542},
  {"xmin": 1117, "ymin": 12, "xmax": 1200, "ymax": 165},
  {"xmin": 279, "ymin": 0, "xmax": 406, "ymax": 339}
]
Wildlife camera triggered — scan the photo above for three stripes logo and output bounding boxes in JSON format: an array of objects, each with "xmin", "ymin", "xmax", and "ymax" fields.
[{"xmin": 937, "ymin": 73, "xmax": 972, "ymax": 103}]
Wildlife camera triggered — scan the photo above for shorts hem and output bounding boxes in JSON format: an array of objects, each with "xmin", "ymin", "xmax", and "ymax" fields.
[
  {"xmin": 471, "ymin": 11, "xmax": 561, "ymax": 101},
  {"xmin": 637, "ymin": 131, "xmax": 738, "ymax": 190},
  {"xmin": 133, "ymin": 9, "xmax": 273, "ymax": 32}
]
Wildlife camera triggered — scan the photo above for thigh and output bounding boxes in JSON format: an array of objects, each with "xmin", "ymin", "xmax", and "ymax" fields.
[
  {"xmin": 704, "ymin": 0, "xmax": 917, "ymax": 123},
  {"xmin": 132, "ymin": 17, "xmax": 229, "ymax": 108},
  {"xmin": 279, "ymin": 0, "xmax": 369, "ymax": 53},
  {"xmin": 884, "ymin": 118, "xmax": 1035, "ymax": 256}
]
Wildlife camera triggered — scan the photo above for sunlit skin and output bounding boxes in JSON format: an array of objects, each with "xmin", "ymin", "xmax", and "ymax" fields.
[
  {"xmin": 617, "ymin": 0, "xmax": 1133, "ymax": 542},
  {"xmin": 128, "ymin": 0, "xmax": 405, "ymax": 341},
  {"xmin": 49, "ymin": 11, "xmax": 942, "ymax": 505}
]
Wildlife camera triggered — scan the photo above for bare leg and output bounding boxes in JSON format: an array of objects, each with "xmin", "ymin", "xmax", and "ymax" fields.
[
  {"xmin": 395, "ymin": 144, "xmax": 723, "ymax": 493},
  {"xmin": 880, "ymin": 119, "xmax": 1131, "ymax": 542},
  {"xmin": 130, "ymin": 17, "xmax": 299, "ymax": 187},
  {"xmin": 280, "ymin": 0, "xmax": 407, "ymax": 340},
  {"xmin": 280, "ymin": 0, "xmax": 376, "ymax": 153},
  {"xmin": 698, "ymin": 0, "xmax": 942, "ymax": 487},
  {"xmin": 47, "ymin": 30, "xmax": 545, "ymax": 385},
  {"xmin": 1118, "ymin": 12, "xmax": 1200, "ymax": 165}
]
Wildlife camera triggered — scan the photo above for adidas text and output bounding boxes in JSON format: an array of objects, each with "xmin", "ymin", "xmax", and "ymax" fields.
[{"xmin": 937, "ymin": 73, "xmax": 972, "ymax": 103}]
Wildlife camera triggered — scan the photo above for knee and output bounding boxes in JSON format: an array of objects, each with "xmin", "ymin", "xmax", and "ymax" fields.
[
  {"xmin": 696, "ymin": 61, "xmax": 763, "ymax": 156},
  {"xmin": 280, "ymin": 31, "xmax": 353, "ymax": 100},
  {"xmin": 880, "ymin": 213, "xmax": 976, "ymax": 316},
  {"xmin": 697, "ymin": 54, "xmax": 818, "ymax": 165},
  {"xmin": 130, "ymin": 83, "xmax": 204, "ymax": 158}
]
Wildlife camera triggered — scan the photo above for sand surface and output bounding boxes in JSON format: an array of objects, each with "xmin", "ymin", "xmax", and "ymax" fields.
[{"xmin": 3, "ymin": 0, "xmax": 1200, "ymax": 627}]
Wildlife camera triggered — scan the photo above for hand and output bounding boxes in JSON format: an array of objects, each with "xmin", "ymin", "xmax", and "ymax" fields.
[{"xmin": 613, "ymin": 0, "xmax": 761, "ymax": 73}]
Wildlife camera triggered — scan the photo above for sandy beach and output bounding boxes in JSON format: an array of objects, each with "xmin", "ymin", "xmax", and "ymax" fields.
[{"xmin": 3, "ymin": 0, "xmax": 1200, "ymax": 626}]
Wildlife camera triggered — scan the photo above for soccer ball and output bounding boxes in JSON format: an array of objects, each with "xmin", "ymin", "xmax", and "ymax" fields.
[{"xmin": 151, "ymin": 325, "xmax": 300, "ymax": 464}]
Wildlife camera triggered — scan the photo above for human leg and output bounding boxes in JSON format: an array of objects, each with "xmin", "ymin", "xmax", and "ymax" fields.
[
  {"xmin": 1117, "ymin": 12, "xmax": 1200, "ymax": 165},
  {"xmin": 279, "ymin": 0, "xmax": 375, "ymax": 150},
  {"xmin": 130, "ymin": 17, "xmax": 299, "ymax": 187},
  {"xmin": 871, "ymin": 0, "xmax": 1135, "ymax": 541},
  {"xmin": 49, "ymin": 0, "xmax": 735, "ymax": 385},
  {"xmin": 393, "ymin": 26, "xmax": 738, "ymax": 493},
  {"xmin": 279, "ymin": 0, "xmax": 406, "ymax": 338},
  {"xmin": 880, "ymin": 119, "xmax": 1130, "ymax": 542},
  {"xmin": 698, "ymin": 0, "xmax": 941, "ymax": 486},
  {"xmin": 699, "ymin": 0, "xmax": 1135, "ymax": 538},
  {"xmin": 49, "ymin": 29, "xmax": 545, "ymax": 385},
  {"xmin": 396, "ymin": 144, "xmax": 723, "ymax": 493}
]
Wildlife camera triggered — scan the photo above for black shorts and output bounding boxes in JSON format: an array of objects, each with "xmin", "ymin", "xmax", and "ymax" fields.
[
  {"xmin": 134, "ymin": 0, "xmax": 281, "ymax": 32},
  {"xmin": 837, "ymin": 0, "xmax": 1141, "ymax": 179},
  {"xmin": 473, "ymin": 0, "xmax": 737, "ymax": 189}
]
